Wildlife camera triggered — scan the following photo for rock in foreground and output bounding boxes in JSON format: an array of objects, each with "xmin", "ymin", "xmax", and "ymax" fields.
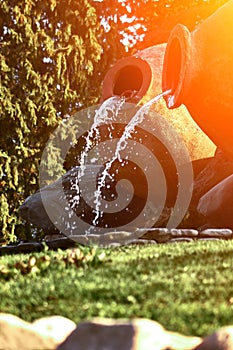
[
  {"xmin": 0, "ymin": 313, "xmax": 75, "ymax": 350},
  {"xmin": 57, "ymin": 318, "xmax": 202, "ymax": 350},
  {"xmin": 2, "ymin": 314, "xmax": 233, "ymax": 350}
]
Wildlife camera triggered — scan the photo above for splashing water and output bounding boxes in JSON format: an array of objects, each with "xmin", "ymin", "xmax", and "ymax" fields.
[
  {"xmin": 69, "ymin": 96, "xmax": 126, "ymax": 211},
  {"xmin": 91, "ymin": 89, "xmax": 172, "ymax": 228},
  {"xmin": 167, "ymin": 94, "xmax": 175, "ymax": 108},
  {"xmin": 79, "ymin": 96, "xmax": 126, "ymax": 176},
  {"xmin": 68, "ymin": 89, "xmax": 171, "ymax": 232}
]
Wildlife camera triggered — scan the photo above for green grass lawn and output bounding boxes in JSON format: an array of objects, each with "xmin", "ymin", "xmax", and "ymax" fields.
[{"xmin": 1, "ymin": 240, "xmax": 233, "ymax": 337}]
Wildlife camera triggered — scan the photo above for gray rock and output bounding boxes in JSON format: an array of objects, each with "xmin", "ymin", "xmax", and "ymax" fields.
[
  {"xmin": 57, "ymin": 318, "xmax": 170, "ymax": 350},
  {"xmin": 168, "ymin": 237, "xmax": 194, "ymax": 243},
  {"xmin": 198, "ymin": 238, "xmax": 222, "ymax": 242},
  {"xmin": 69, "ymin": 231, "xmax": 142, "ymax": 247},
  {"xmin": 0, "ymin": 241, "xmax": 43, "ymax": 255},
  {"xmin": 46, "ymin": 237, "xmax": 76, "ymax": 250},
  {"xmin": 182, "ymin": 148, "xmax": 233, "ymax": 229},
  {"xmin": 140, "ymin": 228, "xmax": 172, "ymax": 243},
  {"xmin": 0, "ymin": 314, "xmax": 57, "ymax": 350},
  {"xmin": 198, "ymin": 229, "xmax": 233, "ymax": 239},
  {"xmin": 130, "ymin": 239, "xmax": 157, "ymax": 245},
  {"xmin": 56, "ymin": 320, "xmax": 136, "ymax": 350},
  {"xmin": 57, "ymin": 318, "xmax": 202, "ymax": 350},
  {"xmin": 197, "ymin": 174, "xmax": 233, "ymax": 228},
  {"xmin": 170, "ymin": 228, "xmax": 199, "ymax": 238},
  {"xmin": 192, "ymin": 149, "xmax": 233, "ymax": 207},
  {"xmin": 195, "ymin": 326, "xmax": 233, "ymax": 350},
  {"xmin": 32, "ymin": 315, "xmax": 76, "ymax": 344},
  {"xmin": 19, "ymin": 164, "xmax": 169, "ymax": 237},
  {"xmin": 18, "ymin": 165, "xmax": 104, "ymax": 234},
  {"xmin": 18, "ymin": 190, "xmax": 56, "ymax": 232},
  {"xmin": 140, "ymin": 228, "xmax": 198, "ymax": 243},
  {"xmin": 0, "ymin": 238, "xmax": 77, "ymax": 255}
]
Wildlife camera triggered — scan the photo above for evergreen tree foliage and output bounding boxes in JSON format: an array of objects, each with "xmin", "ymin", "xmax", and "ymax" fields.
[
  {"xmin": 93, "ymin": 0, "xmax": 229, "ymax": 50},
  {"xmin": 0, "ymin": 0, "xmax": 104, "ymax": 242}
]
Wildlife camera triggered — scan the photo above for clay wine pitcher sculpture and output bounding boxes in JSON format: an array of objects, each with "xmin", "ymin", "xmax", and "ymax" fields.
[
  {"xmin": 101, "ymin": 44, "xmax": 215, "ymax": 161},
  {"xmin": 162, "ymin": 0, "xmax": 233, "ymax": 158}
]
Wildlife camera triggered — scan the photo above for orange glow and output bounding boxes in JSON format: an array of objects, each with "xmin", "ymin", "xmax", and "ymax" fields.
[{"xmin": 162, "ymin": 0, "xmax": 233, "ymax": 157}]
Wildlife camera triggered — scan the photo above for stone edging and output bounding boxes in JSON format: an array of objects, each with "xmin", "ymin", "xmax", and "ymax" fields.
[
  {"xmin": 0, "ymin": 228, "xmax": 232, "ymax": 254},
  {"xmin": 139, "ymin": 227, "xmax": 233, "ymax": 244}
]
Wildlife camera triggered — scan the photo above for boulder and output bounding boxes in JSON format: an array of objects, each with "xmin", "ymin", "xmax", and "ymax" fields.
[
  {"xmin": 18, "ymin": 165, "xmax": 102, "ymax": 235},
  {"xmin": 18, "ymin": 148, "xmax": 233, "ymax": 234},
  {"xmin": 192, "ymin": 149, "xmax": 233, "ymax": 207},
  {"xmin": 185, "ymin": 148, "xmax": 233, "ymax": 229},
  {"xmin": 0, "ymin": 313, "xmax": 76, "ymax": 350},
  {"xmin": 18, "ymin": 156, "xmax": 213, "ymax": 237},
  {"xmin": 56, "ymin": 318, "xmax": 201, "ymax": 350},
  {"xmin": 18, "ymin": 189, "xmax": 57, "ymax": 233},
  {"xmin": 197, "ymin": 174, "xmax": 233, "ymax": 228},
  {"xmin": 195, "ymin": 326, "xmax": 233, "ymax": 350},
  {"xmin": 32, "ymin": 315, "xmax": 76, "ymax": 344},
  {"xmin": 18, "ymin": 163, "xmax": 181, "ymax": 237},
  {"xmin": 0, "ymin": 314, "xmax": 56, "ymax": 350}
]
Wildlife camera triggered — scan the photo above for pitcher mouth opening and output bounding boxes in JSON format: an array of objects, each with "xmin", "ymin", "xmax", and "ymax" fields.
[
  {"xmin": 162, "ymin": 24, "xmax": 191, "ymax": 108},
  {"xmin": 113, "ymin": 65, "xmax": 143, "ymax": 96},
  {"xmin": 101, "ymin": 56, "xmax": 152, "ymax": 103}
]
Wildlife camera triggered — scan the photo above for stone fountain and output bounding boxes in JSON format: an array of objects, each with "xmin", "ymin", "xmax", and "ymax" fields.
[{"xmin": 17, "ymin": 0, "xmax": 233, "ymax": 246}]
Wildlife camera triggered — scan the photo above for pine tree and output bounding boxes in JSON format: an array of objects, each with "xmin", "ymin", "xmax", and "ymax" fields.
[{"xmin": 0, "ymin": 0, "xmax": 104, "ymax": 242}]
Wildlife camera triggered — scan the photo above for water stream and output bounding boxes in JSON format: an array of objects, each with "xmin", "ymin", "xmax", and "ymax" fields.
[
  {"xmin": 74, "ymin": 89, "xmax": 172, "ymax": 232},
  {"xmin": 39, "ymin": 85, "xmax": 193, "ymax": 245}
]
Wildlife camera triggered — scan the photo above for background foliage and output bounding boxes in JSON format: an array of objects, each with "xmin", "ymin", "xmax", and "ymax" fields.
[
  {"xmin": 0, "ymin": 0, "xmax": 105, "ymax": 242},
  {"xmin": 0, "ymin": 0, "xmax": 228, "ymax": 243}
]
